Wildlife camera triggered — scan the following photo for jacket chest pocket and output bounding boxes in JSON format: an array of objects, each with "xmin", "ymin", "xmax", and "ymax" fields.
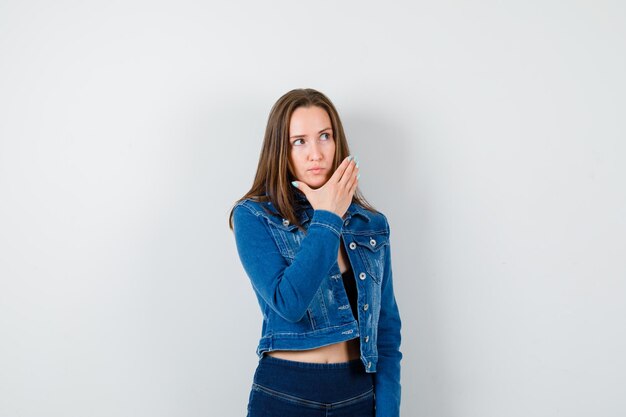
[{"xmin": 351, "ymin": 234, "xmax": 388, "ymax": 284}]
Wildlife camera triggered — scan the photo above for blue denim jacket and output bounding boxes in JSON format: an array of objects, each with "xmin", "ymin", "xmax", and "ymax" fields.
[{"xmin": 232, "ymin": 192, "xmax": 402, "ymax": 417}]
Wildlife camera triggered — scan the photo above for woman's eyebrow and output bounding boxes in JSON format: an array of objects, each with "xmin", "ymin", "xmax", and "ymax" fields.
[{"xmin": 289, "ymin": 128, "xmax": 332, "ymax": 139}]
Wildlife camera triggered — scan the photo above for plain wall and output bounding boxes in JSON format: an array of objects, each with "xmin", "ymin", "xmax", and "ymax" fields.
[{"xmin": 1, "ymin": 1, "xmax": 625, "ymax": 416}]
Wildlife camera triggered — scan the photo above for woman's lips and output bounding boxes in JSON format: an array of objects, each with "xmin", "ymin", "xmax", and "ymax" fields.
[{"xmin": 308, "ymin": 167, "xmax": 325, "ymax": 174}]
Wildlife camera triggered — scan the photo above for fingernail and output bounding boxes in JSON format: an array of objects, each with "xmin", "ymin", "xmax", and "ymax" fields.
[
  {"xmin": 348, "ymin": 155, "xmax": 354, "ymax": 161},
  {"xmin": 357, "ymin": 173, "xmax": 361, "ymax": 180},
  {"xmin": 291, "ymin": 181, "xmax": 298, "ymax": 188}
]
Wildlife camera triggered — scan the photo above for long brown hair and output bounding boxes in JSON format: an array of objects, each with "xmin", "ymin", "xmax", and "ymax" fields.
[{"xmin": 228, "ymin": 88, "xmax": 377, "ymax": 231}]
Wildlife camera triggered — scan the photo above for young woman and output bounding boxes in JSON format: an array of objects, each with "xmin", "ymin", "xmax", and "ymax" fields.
[{"xmin": 228, "ymin": 89, "xmax": 402, "ymax": 417}]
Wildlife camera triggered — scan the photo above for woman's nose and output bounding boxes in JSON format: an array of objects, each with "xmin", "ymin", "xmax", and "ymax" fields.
[{"xmin": 309, "ymin": 142, "xmax": 322, "ymax": 160}]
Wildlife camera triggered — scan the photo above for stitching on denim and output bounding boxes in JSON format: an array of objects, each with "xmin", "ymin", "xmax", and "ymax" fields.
[
  {"xmin": 353, "ymin": 235, "xmax": 389, "ymax": 251},
  {"xmin": 347, "ymin": 229, "xmax": 388, "ymax": 236},
  {"xmin": 270, "ymin": 322, "xmax": 357, "ymax": 337},
  {"xmin": 330, "ymin": 387, "xmax": 375, "ymax": 408},
  {"xmin": 251, "ymin": 383, "xmax": 374, "ymax": 410},
  {"xmin": 355, "ymin": 242, "xmax": 386, "ymax": 284},
  {"xmin": 317, "ymin": 286, "xmax": 330, "ymax": 325},
  {"xmin": 309, "ymin": 222, "xmax": 340, "ymax": 236},
  {"xmin": 239, "ymin": 200, "xmax": 280, "ymax": 225},
  {"xmin": 236, "ymin": 201, "xmax": 261, "ymax": 218},
  {"xmin": 239, "ymin": 200, "xmax": 312, "ymax": 230},
  {"xmin": 252, "ymin": 383, "xmax": 327, "ymax": 409},
  {"xmin": 267, "ymin": 222, "xmax": 294, "ymax": 258}
]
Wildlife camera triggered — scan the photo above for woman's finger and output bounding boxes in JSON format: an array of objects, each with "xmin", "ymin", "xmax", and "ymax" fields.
[
  {"xmin": 291, "ymin": 180, "xmax": 312, "ymax": 198},
  {"xmin": 346, "ymin": 167, "xmax": 359, "ymax": 194},
  {"xmin": 338, "ymin": 159, "xmax": 356, "ymax": 188},
  {"xmin": 328, "ymin": 156, "xmax": 352, "ymax": 184},
  {"xmin": 350, "ymin": 177, "xmax": 358, "ymax": 196}
]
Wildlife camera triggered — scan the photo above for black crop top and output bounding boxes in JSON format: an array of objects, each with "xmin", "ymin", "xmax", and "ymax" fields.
[{"xmin": 341, "ymin": 266, "xmax": 359, "ymax": 322}]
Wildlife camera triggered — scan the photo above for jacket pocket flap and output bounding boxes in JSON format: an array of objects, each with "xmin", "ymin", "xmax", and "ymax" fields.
[{"xmin": 352, "ymin": 234, "xmax": 388, "ymax": 252}]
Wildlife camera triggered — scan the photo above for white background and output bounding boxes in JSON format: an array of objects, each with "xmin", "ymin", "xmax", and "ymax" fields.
[{"xmin": 1, "ymin": 1, "xmax": 625, "ymax": 416}]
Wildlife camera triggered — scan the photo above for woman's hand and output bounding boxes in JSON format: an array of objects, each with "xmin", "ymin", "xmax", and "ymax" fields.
[{"xmin": 292, "ymin": 156, "xmax": 359, "ymax": 218}]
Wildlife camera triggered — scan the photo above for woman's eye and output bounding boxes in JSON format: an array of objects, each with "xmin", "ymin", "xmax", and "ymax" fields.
[
  {"xmin": 320, "ymin": 133, "xmax": 331, "ymax": 140},
  {"xmin": 293, "ymin": 139, "xmax": 304, "ymax": 146}
]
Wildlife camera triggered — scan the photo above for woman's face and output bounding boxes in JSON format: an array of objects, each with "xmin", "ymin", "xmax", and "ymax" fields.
[{"xmin": 288, "ymin": 105, "xmax": 336, "ymax": 189}]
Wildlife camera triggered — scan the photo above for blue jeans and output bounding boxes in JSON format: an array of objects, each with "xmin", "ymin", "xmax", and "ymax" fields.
[{"xmin": 246, "ymin": 354, "xmax": 375, "ymax": 417}]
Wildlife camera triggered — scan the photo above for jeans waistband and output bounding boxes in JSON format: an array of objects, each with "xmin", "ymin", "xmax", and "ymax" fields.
[
  {"xmin": 260, "ymin": 354, "xmax": 363, "ymax": 369},
  {"xmin": 253, "ymin": 354, "xmax": 373, "ymax": 404}
]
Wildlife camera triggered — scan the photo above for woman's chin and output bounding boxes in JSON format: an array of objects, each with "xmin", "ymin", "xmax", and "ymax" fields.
[{"xmin": 304, "ymin": 179, "xmax": 327, "ymax": 190}]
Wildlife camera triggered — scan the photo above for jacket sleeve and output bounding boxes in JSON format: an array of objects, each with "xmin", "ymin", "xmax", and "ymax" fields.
[
  {"xmin": 232, "ymin": 203, "xmax": 344, "ymax": 323},
  {"xmin": 374, "ymin": 214, "xmax": 403, "ymax": 417}
]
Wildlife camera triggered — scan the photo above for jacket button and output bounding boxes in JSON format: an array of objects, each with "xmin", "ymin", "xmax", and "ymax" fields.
[
  {"xmin": 349, "ymin": 242, "xmax": 357, "ymax": 250},
  {"xmin": 363, "ymin": 303, "xmax": 369, "ymax": 311},
  {"xmin": 367, "ymin": 361, "xmax": 371, "ymax": 369},
  {"xmin": 344, "ymin": 219, "xmax": 350, "ymax": 226},
  {"xmin": 365, "ymin": 335, "xmax": 369, "ymax": 342},
  {"xmin": 359, "ymin": 272, "xmax": 366, "ymax": 280},
  {"xmin": 282, "ymin": 219, "xmax": 289, "ymax": 226},
  {"xmin": 369, "ymin": 238, "xmax": 376, "ymax": 246}
]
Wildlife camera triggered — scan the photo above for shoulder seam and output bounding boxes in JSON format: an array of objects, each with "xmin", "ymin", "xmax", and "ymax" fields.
[{"xmin": 234, "ymin": 200, "xmax": 264, "ymax": 218}]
